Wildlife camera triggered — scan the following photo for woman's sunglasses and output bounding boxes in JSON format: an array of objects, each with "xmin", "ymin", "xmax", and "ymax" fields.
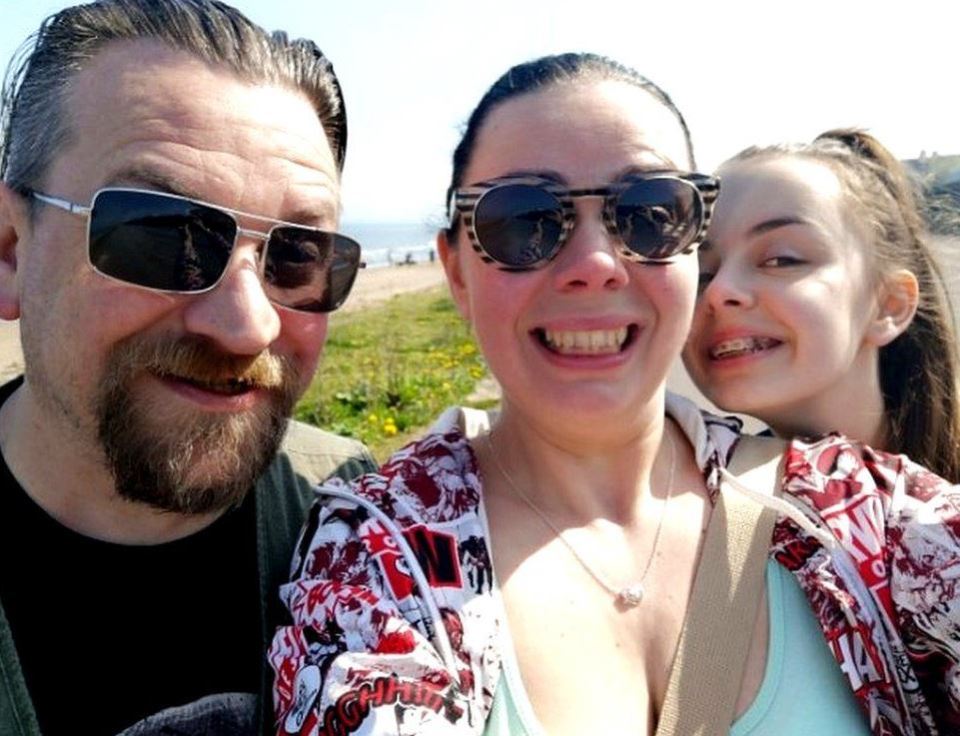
[
  {"xmin": 26, "ymin": 187, "xmax": 364, "ymax": 313},
  {"xmin": 447, "ymin": 173, "xmax": 719, "ymax": 270}
]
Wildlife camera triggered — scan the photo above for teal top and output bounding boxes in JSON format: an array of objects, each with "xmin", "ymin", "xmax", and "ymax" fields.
[{"xmin": 484, "ymin": 561, "xmax": 870, "ymax": 735}]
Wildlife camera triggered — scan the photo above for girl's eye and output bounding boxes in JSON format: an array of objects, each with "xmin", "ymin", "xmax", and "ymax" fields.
[{"xmin": 761, "ymin": 255, "xmax": 804, "ymax": 268}]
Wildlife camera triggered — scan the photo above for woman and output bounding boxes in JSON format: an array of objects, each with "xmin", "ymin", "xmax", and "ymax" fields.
[
  {"xmin": 269, "ymin": 55, "xmax": 960, "ymax": 735},
  {"xmin": 683, "ymin": 130, "xmax": 960, "ymax": 481}
]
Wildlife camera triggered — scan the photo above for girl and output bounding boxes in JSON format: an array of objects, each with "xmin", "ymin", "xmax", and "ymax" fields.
[{"xmin": 684, "ymin": 130, "xmax": 960, "ymax": 481}]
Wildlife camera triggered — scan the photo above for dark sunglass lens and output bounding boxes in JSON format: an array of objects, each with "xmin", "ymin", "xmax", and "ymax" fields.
[
  {"xmin": 616, "ymin": 179, "xmax": 703, "ymax": 260},
  {"xmin": 264, "ymin": 228, "xmax": 361, "ymax": 312},
  {"xmin": 473, "ymin": 185, "xmax": 564, "ymax": 267},
  {"xmin": 89, "ymin": 190, "xmax": 236, "ymax": 291}
]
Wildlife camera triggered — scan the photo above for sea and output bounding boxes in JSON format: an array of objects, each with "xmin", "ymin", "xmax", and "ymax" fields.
[{"xmin": 341, "ymin": 221, "xmax": 441, "ymax": 269}]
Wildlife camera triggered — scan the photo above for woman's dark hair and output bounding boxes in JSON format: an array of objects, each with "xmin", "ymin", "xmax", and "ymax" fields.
[
  {"xmin": 445, "ymin": 52, "xmax": 696, "ymax": 237},
  {"xmin": 729, "ymin": 129, "xmax": 960, "ymax": 481}
]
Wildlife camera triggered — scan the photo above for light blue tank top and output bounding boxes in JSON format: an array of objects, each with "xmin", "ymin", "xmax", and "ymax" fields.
[{"xmin": 484, "ymin": 561, "xmax": 870, "ymax": 735}]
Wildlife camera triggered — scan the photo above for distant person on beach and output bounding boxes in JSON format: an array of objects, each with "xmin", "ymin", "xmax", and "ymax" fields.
[
  {"xmin": 0, "ymin": 1, "xmax": 376, "ymax": 734},
  {"xmin": 270, "ymin": 55, "xmax": 960, "ymax": 734},
  {"xmin": 684, "ymin": 129, "xmax": 960, "ymax": 481}
]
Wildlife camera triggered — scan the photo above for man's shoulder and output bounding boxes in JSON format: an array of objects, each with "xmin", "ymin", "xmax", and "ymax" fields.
[
  {"xmin": 280, "ymin": 419, "xmax": 373, "ymax": 463},
  {"xmin": 263, "ymin": 420, "xmax": 376, "ymax": 494}
]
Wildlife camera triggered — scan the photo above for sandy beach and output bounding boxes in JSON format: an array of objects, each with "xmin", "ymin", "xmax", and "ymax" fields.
[{"xmin": 339, "ymin": 262, "xmax": 447, "ymax": 314}]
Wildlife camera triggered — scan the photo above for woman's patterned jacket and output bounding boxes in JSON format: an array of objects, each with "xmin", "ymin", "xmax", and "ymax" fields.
[{"xmin": 269, "ymin": 395, "xmax": 960, "ymax": 735}]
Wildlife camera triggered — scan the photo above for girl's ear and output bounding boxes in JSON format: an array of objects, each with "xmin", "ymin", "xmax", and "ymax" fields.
[
  {"xmin": 0, "ymin": 184, "xmax": 25, "ymax": 320},
  {"xmin": 438, "ymin": 229, "xmax": 471, "ymax": 323},
  {"xmin": 867, "ymin": 269, "xmax": 919, "ymax": 347}
]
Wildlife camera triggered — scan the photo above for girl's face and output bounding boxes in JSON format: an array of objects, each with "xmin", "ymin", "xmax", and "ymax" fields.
[
  {"xmin": 683, "ymin": 156, "xmax": 897, "ymax": 433},
  {"xmin": 441, "ymin": 79, "xmax": 698, "ymax": 435}
]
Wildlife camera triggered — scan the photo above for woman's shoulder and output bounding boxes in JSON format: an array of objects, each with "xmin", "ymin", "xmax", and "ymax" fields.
[
  {"xmin": 666, "ymin": 391, "xmax": 743, "ymax": 492},
  {"xmin": 317, "ymin": 406, "xmax": 486, "ymax": 525}
]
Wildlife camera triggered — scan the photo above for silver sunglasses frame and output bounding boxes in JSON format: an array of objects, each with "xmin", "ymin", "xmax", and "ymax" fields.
[{"xmin": 29, "ymin": 187, "xmax": 365, "ymax": 312}]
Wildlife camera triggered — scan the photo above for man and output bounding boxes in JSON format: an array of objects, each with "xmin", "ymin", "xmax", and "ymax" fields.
[{"xmin": 0, "ymin": 1, "xmax": 376, "ymax": 734}]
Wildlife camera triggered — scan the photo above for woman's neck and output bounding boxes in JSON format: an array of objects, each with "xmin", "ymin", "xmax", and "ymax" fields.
[{"xmin": 484, "ymin": 399, "xmax": 673, "ymax": 526}]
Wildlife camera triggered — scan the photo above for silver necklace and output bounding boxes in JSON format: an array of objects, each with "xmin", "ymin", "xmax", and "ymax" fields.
[{"xmin": 483, "ymin": 429, "xmax": 676, "ymax": 609}]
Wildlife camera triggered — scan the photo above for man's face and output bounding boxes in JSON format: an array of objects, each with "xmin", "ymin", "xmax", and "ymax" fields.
[{"xmin": 15, "ymin": 40, "xmax": 340, "ymax": 512}]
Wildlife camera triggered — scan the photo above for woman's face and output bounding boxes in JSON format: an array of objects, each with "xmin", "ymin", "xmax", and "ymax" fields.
[
  {"xmin": 683, "ymin": 156, "xmax": 888, "ymax": 431},
  {"xmin": 442, "ymin": 79, "xmax": 698, "ymax": 432}
]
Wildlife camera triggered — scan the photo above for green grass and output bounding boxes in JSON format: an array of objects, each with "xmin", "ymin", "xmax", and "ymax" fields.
[{"xmin": 294, "ymin": 286, "xmax": 496, "ymax": 461}]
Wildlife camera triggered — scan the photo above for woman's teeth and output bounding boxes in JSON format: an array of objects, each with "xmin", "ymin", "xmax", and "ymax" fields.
[
  {"xmin": 710, "ymin": 336, "xmax": 780, "ymax": 359},
  {"xmin": 541, "ymin": 327, "xmax": 629, "ymax": 355}
]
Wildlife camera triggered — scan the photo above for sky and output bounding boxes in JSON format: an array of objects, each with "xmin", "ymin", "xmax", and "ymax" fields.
[{"xmin": 1, "ymin": 0, "xmax": 957, "ymax": 226}]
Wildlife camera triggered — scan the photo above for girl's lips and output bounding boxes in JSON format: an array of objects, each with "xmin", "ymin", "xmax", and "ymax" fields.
[
  {"xmin": 708, "ymin": 335, "xmax": 782, "ymax": 360},
  {"xmin": 534, "ymin": 325, "xmax": 638, "ymax": 355}
]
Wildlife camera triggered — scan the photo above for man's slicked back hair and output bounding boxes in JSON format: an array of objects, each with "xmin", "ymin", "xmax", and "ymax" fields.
[{"xmin": 0, "ymin": 0, "xmax": 347, "ymax": 201}]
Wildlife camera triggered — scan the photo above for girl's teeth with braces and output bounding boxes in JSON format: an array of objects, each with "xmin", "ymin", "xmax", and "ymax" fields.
[
  {"xmin": 710, "ymin": 336, "xmax": 779, "ymax": 359},
  {"xmin": 542, "ymin": 327, "xmax": 629, "ymax": 354}
]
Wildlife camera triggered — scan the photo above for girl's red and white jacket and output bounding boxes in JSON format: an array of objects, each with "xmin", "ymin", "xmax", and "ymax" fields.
[{"xmin": 269, "ymin": 395, "xmax": 960, "ymax": 735}]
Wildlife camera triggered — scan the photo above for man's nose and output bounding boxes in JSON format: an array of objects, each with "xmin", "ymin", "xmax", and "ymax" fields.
[{"xmin": 181, "ymin": 240, "xmax": 281, "ymax": 355}]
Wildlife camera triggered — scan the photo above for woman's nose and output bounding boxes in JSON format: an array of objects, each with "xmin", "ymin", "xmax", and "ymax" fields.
[{"xmin": 550, "ymin": 201, "xmax": 629, "ymax": 292}]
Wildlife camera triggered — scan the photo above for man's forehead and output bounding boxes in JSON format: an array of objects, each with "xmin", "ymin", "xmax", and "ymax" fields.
[{"xmin": 53, "ymin": 39, "xmax": 340, "ymax": 222}]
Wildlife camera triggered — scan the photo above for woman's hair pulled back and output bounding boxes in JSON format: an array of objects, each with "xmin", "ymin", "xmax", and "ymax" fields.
[{"xmin": 445, "ymin": 52, "xmax": 696, "ymax": 234}]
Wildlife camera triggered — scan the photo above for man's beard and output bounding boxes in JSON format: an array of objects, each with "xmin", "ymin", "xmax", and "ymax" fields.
[{"xmin": 96, "ymin": 336, "xmax": 302, "ymax": 514}]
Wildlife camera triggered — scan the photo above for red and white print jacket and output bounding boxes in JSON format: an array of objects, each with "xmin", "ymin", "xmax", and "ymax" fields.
[{"xmin": 269, "ymin": 397, "xmax": 960, "ymax": 735}]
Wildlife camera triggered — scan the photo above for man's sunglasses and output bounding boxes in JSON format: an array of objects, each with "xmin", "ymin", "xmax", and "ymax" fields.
[
  {"xmin": 26, "ymin": 187, "xmax": 364, "ymax": 313},
  {"xmin": 447, "ymin": 173, "xmax": 719, "ymax": 271}
]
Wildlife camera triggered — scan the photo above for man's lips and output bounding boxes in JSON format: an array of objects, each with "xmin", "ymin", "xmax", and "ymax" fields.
[
  {"xmin": 708, "ymin": 336, "xmax": 782, "ymax": 360},
  {"xmin": 156, "ymin": 371, "xmax": 263, "ymax": 396},
  {"xmin": 534, "ymin": 326, "xmax": 636, "ymax": 355}
]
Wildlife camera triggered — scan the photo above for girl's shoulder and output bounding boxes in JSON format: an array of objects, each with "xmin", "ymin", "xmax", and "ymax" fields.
[{"xmin": 781, "ymin": 433, "xmax": 957, "ymax": 510}]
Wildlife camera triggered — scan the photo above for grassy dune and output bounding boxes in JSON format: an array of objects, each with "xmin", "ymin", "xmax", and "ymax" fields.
[{"xmin": 295, "ymin": 286, "xmax": 494, "ymax": 461}]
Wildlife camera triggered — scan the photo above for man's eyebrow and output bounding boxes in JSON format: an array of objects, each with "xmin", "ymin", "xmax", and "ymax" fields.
[
  {"xmin": 105, "ymin": 166, "xmax": 203, "ymax": 201},
  {"xmin": 105, "ymin": 165, "xmax": 336, "ymax": 226},
  {"xmin": 748, "ymin": 216, "xmax": 809, "ymax": 237},
  {"xmin": 283, "ymin": 204, "xmax": 338, "ymax": 228}
]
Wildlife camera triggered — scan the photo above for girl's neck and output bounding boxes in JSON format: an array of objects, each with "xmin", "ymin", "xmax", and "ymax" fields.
[{"xmin": 765, "ymin": 366, "xmax": 888, "ymax": 449}]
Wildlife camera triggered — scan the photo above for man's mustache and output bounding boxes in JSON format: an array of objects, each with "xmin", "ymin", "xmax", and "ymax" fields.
[{"xmin": 109, "ymin": 335, "xmax": 292, "ymax": 390}]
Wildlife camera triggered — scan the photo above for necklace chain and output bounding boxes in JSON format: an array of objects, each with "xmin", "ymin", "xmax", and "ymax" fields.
[{"xmin": 483, "ymin": 428, "xmax": 677, "ymax": 609}]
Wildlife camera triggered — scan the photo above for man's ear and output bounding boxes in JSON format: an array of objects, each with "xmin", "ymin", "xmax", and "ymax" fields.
[
  {"xmin": 0, "ymin": 183, "xmax": 24, "ymax": 320},
  {"xmin": 867, "ymin": 269, "xmax": 919, "ymax": 347},
  {"xmin": 437, "ymin": 230, "xmax": 471, "ymax": 323}
]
